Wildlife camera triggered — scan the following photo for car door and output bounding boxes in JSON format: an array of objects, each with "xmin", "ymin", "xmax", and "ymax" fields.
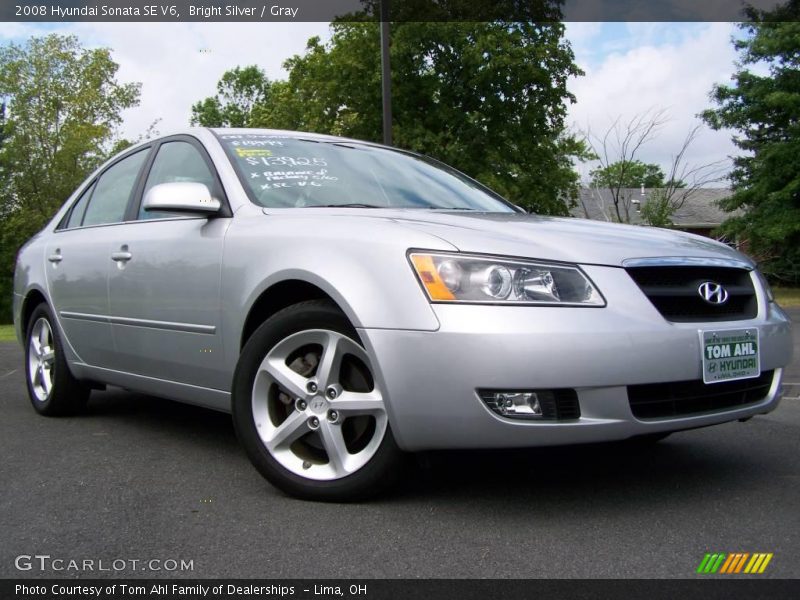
[
  {"xmin": 45, "ymin": 148, "xmax": 151, "ymax": 368},
  {"xmin": 106, "ymin": 136, "xmax": 231, "ymax": 390}
]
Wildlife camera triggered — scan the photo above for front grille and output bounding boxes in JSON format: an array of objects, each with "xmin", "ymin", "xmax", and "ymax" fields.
[
  {"xmin": 628, "ymin": 370, "xmax": 774, "ymax": 419},
  {"xmin": 626, "ymin": 266, "xmax": 757, "ymax": 322}
]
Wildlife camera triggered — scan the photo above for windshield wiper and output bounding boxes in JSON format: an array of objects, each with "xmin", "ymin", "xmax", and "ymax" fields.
[
  {"xmin": 428, "ymin": 206, "xmax": 478, "ymax": 211},
  {"xmin": 311, "ymin": 203, "xmax": 383, "ymax": 208}
]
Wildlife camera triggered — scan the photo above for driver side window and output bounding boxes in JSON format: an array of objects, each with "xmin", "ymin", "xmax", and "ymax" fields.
[{"xmin": 139, "ymin": 141, "xmax": 217, "ymax": 220}]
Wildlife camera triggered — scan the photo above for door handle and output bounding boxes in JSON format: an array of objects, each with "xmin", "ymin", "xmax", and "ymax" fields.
[
  {"xmin": 111, "ymin": 247, "xmax": 132, "ymax": 262},
  {"xmin": 47, "ymin": 251, "xmax": 62, "ymax": 263}
]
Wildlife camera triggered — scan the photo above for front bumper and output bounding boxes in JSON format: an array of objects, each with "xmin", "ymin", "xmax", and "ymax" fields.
[{"xmin": 359, "ymin": 265, "xmax": 793, "ymax": 452}]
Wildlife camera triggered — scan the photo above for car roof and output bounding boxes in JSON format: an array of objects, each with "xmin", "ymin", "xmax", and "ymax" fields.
[{"xmin": 209, "ymin": 127, "xmax": 391, "ymax": 150}]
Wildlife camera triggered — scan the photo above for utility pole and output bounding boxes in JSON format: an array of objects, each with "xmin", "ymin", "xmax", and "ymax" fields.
[{"xmin": 379, "ymin": 0, "xmax": 392, "ymax": 145}]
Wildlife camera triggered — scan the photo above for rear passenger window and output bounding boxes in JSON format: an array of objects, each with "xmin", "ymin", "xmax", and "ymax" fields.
[
  {"xmin": 64, "ymin": 182, "xmax": 95, "ymax": 229},
  {"xmin": 139, "ymin": 141, "xmax": 217, "ymax": 220},
  {"xmin": 81, "ymin": 149, "xmax": 148, "ymax": 227}
]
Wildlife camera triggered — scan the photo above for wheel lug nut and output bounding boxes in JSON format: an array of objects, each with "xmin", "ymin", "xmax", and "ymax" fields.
[
  {"xmin": 295, "ymin": 399, "xmax": 307, "ymax": 411},
  {"xmin": 308, "ymin": 416, "xmax": 320, "ymax": 429},
  {"xmin": 306, "ymin": 381, "xmax": 318, "ymax": 394},
  {"xmin": 327, "ymin": 410, "xmax": 339, "ymax": 423},
  {"xmin": 326, "ymin": 386, "xmax": 338, "ymax": 399}
]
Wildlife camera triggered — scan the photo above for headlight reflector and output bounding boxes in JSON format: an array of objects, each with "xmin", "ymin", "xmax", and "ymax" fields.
[
  {"xmin": 436, "ymin": 259, "xmax": 463, "ymax": 293},
  {"xmin": 410, "ymin": 252, "xmax": 605, "ymax": 305},
  {"xmin": 514, "ymin": 268, "xmax": 559, "ymax": 302},
  {"xmin": 478, "ymin": 265, "xmax": 513, "ymax": 299}
]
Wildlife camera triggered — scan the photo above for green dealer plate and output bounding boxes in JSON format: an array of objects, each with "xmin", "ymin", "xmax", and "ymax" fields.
[{"xmin": 700, "ymin": 328, "xmax": 760, "ymax": 384}]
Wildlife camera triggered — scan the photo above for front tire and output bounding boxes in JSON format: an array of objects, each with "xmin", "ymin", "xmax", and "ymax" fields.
[
  {"xmin": 25, "ymin": 303, "xmax": 90, "ymax": 416},
  {"xmin": 232, "ymin": 300, "xmax": 406, "ymax": 501}
]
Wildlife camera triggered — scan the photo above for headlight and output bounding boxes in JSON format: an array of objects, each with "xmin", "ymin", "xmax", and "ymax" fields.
[
  {"xmin": 409, "ymin": 252, "xmax": 605, "ymax": 306},
  {"xmin": 755, "ymin": 269, "xmax": 775, "ymax": 303}
]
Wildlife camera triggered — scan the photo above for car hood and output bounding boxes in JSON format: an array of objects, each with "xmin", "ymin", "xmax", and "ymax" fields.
[
  {"xmin": 381, "ymin": 210, "xmax": 748, "ymax": 267},
  {"xmin": 259, "ymin": 207, "xmax": 751, "ymax": 267}
]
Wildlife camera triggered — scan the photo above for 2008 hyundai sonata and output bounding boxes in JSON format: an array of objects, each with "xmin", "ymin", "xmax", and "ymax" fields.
[{"xmin": 12, "ymin": 128, "xmax": 793, "ymax": 500}]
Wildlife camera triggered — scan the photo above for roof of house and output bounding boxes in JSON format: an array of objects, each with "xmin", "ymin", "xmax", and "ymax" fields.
[{"xmin": 572, "ymin": 187, "xmax": 733, "ymax": 228}]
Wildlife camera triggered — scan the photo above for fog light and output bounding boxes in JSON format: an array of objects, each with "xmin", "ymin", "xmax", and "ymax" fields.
[
  {"xmin": 486, "ymin": 391, "xmax": 543, "ymax": 418},
  {"xmin": 480, "ymin": 388, "xmax": 581, "ymax": 420}
]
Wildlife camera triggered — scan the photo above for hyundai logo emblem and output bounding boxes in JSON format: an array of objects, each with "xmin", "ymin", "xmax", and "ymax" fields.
[{"xmin": 698, "ymin": 281, "xmax": 729, "ymax": 305}]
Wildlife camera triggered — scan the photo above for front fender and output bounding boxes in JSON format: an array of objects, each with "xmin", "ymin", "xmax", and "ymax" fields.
[{"xmin": 220, "ymin": 214, "xmax": 456, "ymax": 373}]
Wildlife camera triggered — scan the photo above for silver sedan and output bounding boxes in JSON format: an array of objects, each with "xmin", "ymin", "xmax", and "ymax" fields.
[{"xmin": 12, "ymin": 128, "xmax": 794, "ymax": 500}]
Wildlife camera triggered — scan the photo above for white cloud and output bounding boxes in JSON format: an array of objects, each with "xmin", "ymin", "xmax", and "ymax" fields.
[
  {"xmin": 566, "ymin": 22, "xmax": 740, "ymax": 186},
  {"xmin": 83, "ymin": 22, "xmax": 332, "ymax": 139}
]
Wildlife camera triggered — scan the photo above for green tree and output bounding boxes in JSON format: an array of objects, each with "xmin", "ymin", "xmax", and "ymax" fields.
[
  {"xmin": 190, "ymin": 65, "xmax": 273, "ymax": 127},
  {"xmin": 585, "ymin": 111, "xmax": 717, "ymax": 224},
  {"xmin": 590, "ymin": 160, "xmax": 668, "ymax": 189},
  {"xmin": 640, "ymin": 189, "xmax": 674, "ymax": 228},
  {"xmin": 702, "ymin": 0, "xmax": 800, "ymax": 283},
  {"xmin": 0, "ymin": 34, "xmax": 140, "ymax": 320},
  {"xmin": 241, "ymin": 21, "xmax": 588, "ymax": 214}
]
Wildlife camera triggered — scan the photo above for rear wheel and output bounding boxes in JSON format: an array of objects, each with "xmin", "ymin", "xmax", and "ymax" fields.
[
  {"xmin": 232, "ymin": 300, "xmax": 406, "ymax": 501},
  {"xmin": 25, "ymin": 303, "xmax": 90, "ymax": 416}
]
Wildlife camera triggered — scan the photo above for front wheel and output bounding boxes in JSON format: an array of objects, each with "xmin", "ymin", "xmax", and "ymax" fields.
[{"xmin": 232, "ymin": 300, "xmax": 406, "ymax": 501}]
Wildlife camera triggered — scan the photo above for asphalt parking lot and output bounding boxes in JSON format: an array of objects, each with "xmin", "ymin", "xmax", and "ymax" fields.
[{"xmin": 1, "ymin": 309, "xmax": 798, "ymax": 579}]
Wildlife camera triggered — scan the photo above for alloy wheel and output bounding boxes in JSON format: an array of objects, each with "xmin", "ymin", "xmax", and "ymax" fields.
[
  {"xmin": 251, "ymin": 329, "xmax": 388, "ymax": 481},
  {"xmin": 28, "ymin": 317, "xmax": 56, "ymax": 402}
]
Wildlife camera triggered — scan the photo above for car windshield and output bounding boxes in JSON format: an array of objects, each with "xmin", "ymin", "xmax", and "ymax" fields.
[{"xmin": 217, "ymin": 132, "xmax": 515, "ymax": 212}]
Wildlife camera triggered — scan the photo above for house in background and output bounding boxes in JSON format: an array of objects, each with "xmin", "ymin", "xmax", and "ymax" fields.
[{"xmin": 572, "ymin": 187, "xmax": 734, "ymax": 241}]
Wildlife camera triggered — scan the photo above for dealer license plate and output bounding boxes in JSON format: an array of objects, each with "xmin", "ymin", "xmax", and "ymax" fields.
[{"xmin": 700, "ymin": 328, "xmax": 760, "ymax": 384}]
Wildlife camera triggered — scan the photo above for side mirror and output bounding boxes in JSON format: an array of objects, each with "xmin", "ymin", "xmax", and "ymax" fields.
[{"xmin": 142, "ymin": 182, "xmax": 221, "ymax": 215}]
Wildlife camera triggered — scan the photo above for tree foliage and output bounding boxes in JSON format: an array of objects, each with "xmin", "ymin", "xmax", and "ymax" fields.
[
  {"xmin": 702, "ymin": 0, "xmax": 800, "ymax": 283},
  {"xmin": 0, "ymin": 34, "xmax": 140, "ymax": 319},
  {"xmin": 195, "ymin": 21, "xmax": 590, "ymax": 214},
  {"xmin": 190, "ymin": 65, "xmax": 274, "ymax": 127},
  {"xmin": 584, "ymin": 110, "xmax": 721, "ymax": 225},
  {"xmin": 639, "ymin": 189, "xmax": 675, "ymax": 228},
  {"xmin": 590, "ymin": 160, "xmax": 668, "ymax": 189}
]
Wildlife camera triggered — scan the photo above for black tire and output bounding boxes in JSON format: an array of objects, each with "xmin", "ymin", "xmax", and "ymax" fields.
[
  {"xmin": 232, "ymin": 300, "xmax": 407, "ymax": 501},
  {"xmin": 24, "ymin": 303, "xmax": 90, "ymax": 416}
]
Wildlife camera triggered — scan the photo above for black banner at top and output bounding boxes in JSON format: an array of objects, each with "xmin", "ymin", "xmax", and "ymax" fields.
[{"xmin": 0, "ymin": 0, "xmax": 794, "ymax": 23}]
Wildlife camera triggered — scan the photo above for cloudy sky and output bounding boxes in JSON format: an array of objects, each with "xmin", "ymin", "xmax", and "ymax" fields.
[{"xmin": 1, "ymin": 21, "xmax": 743, "ymax": 186}]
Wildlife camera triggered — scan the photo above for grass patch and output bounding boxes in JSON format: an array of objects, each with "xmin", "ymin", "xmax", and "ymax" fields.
[
  {"xmin": 774, "ymin": 287, "xmax": 800, "ymax": 308},
  {"xmin": 0, "ymin": 324, "xmax": 16, "ymax": 342}
]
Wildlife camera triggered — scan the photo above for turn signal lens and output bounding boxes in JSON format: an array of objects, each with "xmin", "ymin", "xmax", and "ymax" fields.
[{"xmin": 410, "ymin": 254, "xmax": 455, "ymax": 301}]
